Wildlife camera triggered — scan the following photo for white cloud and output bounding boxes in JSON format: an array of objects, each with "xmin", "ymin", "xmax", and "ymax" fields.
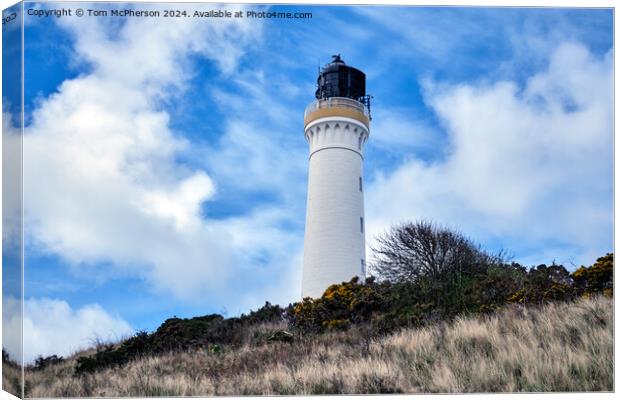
[
  {"xmin": 61, "ymin": 4, "xmax": 258, "ymax": 85},
  {"xmin": 366, "ymin": 42, "xmax": 613, "ymax": 267},
  {"xmin": 3, "ymin": 296, "xmax": 133, "ymax": 363},
  {"xmin": 24, "ymin": 72, "xmax": 233, "ymax": 300},
  {"xmin": 367, "ymin": 107, "xmax": 442, "ymax": 154},
  {"xmin": 2, "ymin": 296, "xmax": 21, "ymax": 363},
  {"xmin": 21, "ymin": 5, "xmax": 302, "ymax": 305},
  {"xmin": 140, "ymin": 173, "xmax": 215, "ymax": 232},
  {"xmin": 2, "ymin": 112, "xmax": 21, "ymax": 247}
]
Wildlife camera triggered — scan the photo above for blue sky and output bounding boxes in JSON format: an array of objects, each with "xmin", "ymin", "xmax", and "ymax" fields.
[{"xmin": 2, "ymin": 2, "xmax": 613, "ymax": 361}]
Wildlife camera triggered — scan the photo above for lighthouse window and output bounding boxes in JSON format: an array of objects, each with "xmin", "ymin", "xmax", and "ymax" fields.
[
  {"xmin": 358, "ymin": 135, "xmax": 362, "ymax": 150},
  {"xmin": 361, "ymin": 259, "xmax": 366, "ymax": 276},
  {"xmin": 360, "ymin": 217, "xmax": 364, "ymax": 233},
  {"xmin": 359, "ymin": 176, "xmax": 363, "ymax": 192}
]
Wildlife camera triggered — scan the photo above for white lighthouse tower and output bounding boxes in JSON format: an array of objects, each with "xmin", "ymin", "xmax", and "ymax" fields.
[{"xmin": 301, "ymin": 55, "xmax": 371, "ymax": 298}]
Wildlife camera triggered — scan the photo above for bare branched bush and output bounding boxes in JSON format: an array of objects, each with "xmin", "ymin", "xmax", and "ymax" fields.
[{"xmin": 370, "ymin": 220, "xmax": 504, "ymax": 282}]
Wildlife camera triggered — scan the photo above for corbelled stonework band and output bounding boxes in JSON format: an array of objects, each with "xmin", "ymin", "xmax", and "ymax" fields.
[{"xmin": 304, "ymin": 107, "xmax": 370, "ymax": 129}]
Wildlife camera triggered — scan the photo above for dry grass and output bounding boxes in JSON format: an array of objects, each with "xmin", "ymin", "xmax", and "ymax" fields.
[
  {"xmin": 16, "ymin": 296, "xmax": 614, "ymax": 397},
  {"xmin": 2, "ymin": 360, "xmax": 22, "ymax": 397}
]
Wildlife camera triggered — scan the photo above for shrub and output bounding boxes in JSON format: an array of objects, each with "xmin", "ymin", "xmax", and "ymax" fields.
[
  {"xmin": 291, "ymin": 277, "xmax": 387, "ymax": 333},
  {"xmin": 75, "ymin": 302, "xmax": 286, "ymax": 375},
  {"xmin": 239, "ymin": 301, "xmax": 284, "ymax": 325},
  {"xmin": 464, "ymin": 263, "xmax": 526, "ymax": 311},
  {"xmin": 33, "ymin": 355, "xmax": 64, "ymax": 370},
  {"xmin": 149, "ymin": 314, "xmax": 223, "ymax": 352},
  {"xmin": 508, "ymin": 255, "xmax": 614, "ymax": 305},
  {"xmin": 291, "ymin": 253, "xmax": 614, "ymax": 335},
  {"xmin": 572, "ymin": 253, "xmax": 613, "ymax": 298},
  {"xmin": 2, "ymin": 348, "xmax": 18, "ymax": 367},
  {"xmin": 75, "ymin": 344, "xmax": 126, "ymax": 374},
  {"xmin": 368, "ymin": 221, "xmax": 521, "ymax": 319},
  {"xmin": 507, "ymin": 263, "xmax": 576, "ymax": 304},
  {"xmin": 370, "ymin": 220, "xmax": 505, "ymax": 283}
]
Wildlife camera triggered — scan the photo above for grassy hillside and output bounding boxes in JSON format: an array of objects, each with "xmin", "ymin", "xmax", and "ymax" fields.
[{"xmin": 10, "ymin": 296, "xmax": 612, "ymax": 396}]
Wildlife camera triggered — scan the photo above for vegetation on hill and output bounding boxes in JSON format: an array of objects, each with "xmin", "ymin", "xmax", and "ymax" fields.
[
  {"xmin": 292, "ymin": 222, "xmax": 612, "ymax": 335},
  {"xmin": 74, "ymin": 301, "xmax": 285, "ymax": 374},
  {"xmin": 2, "ymin": 221, "xmax": 614, "ymax": 395},
  {"xmin": 12, "ymin": 296, "xmax": 614, "ymax": 396}
]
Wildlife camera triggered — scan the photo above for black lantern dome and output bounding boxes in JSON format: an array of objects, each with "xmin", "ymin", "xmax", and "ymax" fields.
[{"xmin": 315, "ymin": 55, "xmax": 367, "ymax": 103}]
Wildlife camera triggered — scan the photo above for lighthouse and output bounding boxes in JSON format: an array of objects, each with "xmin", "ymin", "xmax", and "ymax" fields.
[{"xmin": 301, "ymin": 55, "xmax": 371, "ymax": 298}]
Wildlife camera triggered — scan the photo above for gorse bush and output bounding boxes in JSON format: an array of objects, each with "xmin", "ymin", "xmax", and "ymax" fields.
[
  {"xmin": 507, "ymin": 263, "xmax": 574, "ymax": 304},
  {"xmin": 571, "ymin": 253, "xmax": 613, "ymax": 298},
  {"xmin": 291, "ymin": 277, "xmax": 385, "ymax": 333},
  {"xmin": 508, "ymin": 253, "xmax": 614, "ymax": 304}
]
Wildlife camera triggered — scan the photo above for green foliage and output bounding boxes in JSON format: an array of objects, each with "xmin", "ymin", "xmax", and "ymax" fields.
[
  {"xmin": 365, "ymin": 220, "xmax": 523, "ymax": 322},
  {"xmin": 75, "ymin": 302, "xmax": 285, "ymax": 374},
  {"xmin": 291, "ymin": 276, "xmax": 385, "ymax": 333},
  {"xmin": 291, "ymin": 259, "xmax": 526, "ymax": 333},
  {"xmin": 75, "ymin": 331, "xmax": 152, "ymax": 374},
  {"xmin": 507, "ymin": 263, "xmax": 575, "ymax": 304},
  {"xmin": 33, "ymin": 354, "xmax": 64, "ymax": 370},
  {"xmin": 508, "ymin": 255, "xmax": 614, "ymax": 304},
  {"xmin": 75, "ymin": 345, "xmax": 124, "ymax": 375},
  {"xmin": 572, "ymin": 253, "xmax": 613, "ymax": 298},
  {"xmin": 149, "ymin": 314, "xmax": 224, "ymax": 352},
  {"xmin": 291, "ymin": 251, "xmax": 614, "ymax": 334},
  {"xmin": 291, "ymin": 272, "xmax": 491, "ymax": 334},
  {"xmin": 465, "ymin": 263, "xmax": 526, "ymax": 310}
]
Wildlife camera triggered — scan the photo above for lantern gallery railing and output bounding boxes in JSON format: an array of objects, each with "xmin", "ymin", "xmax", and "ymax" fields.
[{"xmin": 304, "ymin": 97, "xmax": 370, "ymax": 120}]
